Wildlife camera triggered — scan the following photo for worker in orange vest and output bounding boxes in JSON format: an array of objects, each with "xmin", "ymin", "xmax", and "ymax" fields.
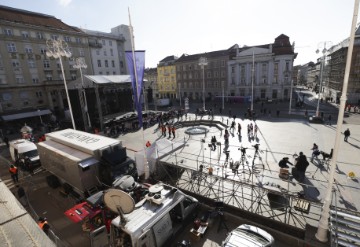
[
  {"xmin": 9, "ymin": 164, "xmax": 18, "ymax": 183},
  {"xmin": 146, "ymin": 141, "xmax": 151, "ymax": 147},
  {"xmin": 38, "ymin": 217, "xmax": 50, "ymax": 234}
]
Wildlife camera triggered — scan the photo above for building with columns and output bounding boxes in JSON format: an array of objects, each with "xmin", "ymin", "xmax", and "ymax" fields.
[{"xmin": 228, "ymin": 34, "xmax": 297, "ymax": 102}]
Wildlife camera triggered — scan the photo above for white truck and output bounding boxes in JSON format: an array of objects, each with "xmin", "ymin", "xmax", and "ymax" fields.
[
  {"xmin": 9, "ymin": 139, "xmax": 40, "ymax": 170},
  {"xmin": 102, "ymin": 183, "xmax": 198, "ymax": 247},
  {"xmin": 37, "ymin": 129, "xmax": 138, "ymax": 196}
]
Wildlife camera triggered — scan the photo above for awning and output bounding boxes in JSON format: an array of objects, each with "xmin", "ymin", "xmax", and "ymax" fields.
[
  {"xmin": 1, "ymin": 109, "xmax": 52, "ymax": 121},
  {"xmin": 84, "ymin": 75, "xmax": 147, "ymax": 85},
  {"xmin": 84, "ymin": 75, "xmax": 132, "ymax": 84}
]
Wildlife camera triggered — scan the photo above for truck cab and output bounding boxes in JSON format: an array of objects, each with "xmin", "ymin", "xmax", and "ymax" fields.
[{"xmin": 9, "ymin": 139, "xmax": 40, "ymax": 170}]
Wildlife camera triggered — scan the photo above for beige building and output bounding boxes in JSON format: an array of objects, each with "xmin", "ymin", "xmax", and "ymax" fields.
[{"xmin": 0, "ymin": 5, "xmax": 93, "ymax": 127}]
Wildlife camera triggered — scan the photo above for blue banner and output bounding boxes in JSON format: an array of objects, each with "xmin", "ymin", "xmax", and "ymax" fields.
[{"xmin": 125, "ymin": 51, "xmax": 145, "ymax": 128}]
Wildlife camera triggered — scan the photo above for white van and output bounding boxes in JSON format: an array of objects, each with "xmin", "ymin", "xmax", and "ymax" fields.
[
  {"xmin": 222, "ymin": 224, "xmax": 274, "ymax": 247},
  {"xmin": 9, "ymin": 139, "xmax": 40, "ymax": 169}
]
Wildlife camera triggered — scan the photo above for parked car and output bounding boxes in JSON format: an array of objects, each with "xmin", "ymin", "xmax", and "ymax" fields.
[{"xmin": 222, "ymin": 224, "xmax": 274, "ymax": 247}]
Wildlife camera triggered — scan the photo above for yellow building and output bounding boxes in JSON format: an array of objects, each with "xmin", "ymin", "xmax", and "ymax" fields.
[{"xmin": 157, "ymin": 56, "xmax": 178, "ymax": 99}]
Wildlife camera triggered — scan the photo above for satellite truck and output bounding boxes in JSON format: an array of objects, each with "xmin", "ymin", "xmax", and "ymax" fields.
[
  {"xmin": 37, "ymin": 129, "xmax": 138, "ymax": 198},
  {"xmin": 65, "ymin": 181, "xmax": 198, "ymax": 247}
]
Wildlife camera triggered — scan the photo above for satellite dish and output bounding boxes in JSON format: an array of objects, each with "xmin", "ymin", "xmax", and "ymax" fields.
[
  {"xmin": 103, "ymin": 189, "xmax": 135, "ymax": 214},
  {"xmin": 149, "ymin": 183, "xmax": 164, "ymax": 193},
  {"xmin": 112, "ymin": 175, "xmax": 137, "ymax": 192}
]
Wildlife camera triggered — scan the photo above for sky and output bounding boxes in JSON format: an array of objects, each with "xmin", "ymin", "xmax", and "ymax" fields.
[{"xmin": 1, "ymin": 0, "xmax": 358, "ymax": 68}]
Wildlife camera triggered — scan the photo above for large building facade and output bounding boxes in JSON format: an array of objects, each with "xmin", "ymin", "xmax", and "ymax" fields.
[
  {"xmin": 176, "ymin": 45, "xmax": 238, "ymax": 103},
  {"xmin": 0, "ymin": 6, "xmax": 92, "ymax": 120},
  {"xmin": 0, "ymin": 6, "xmax": 134, "ymax": 131},
  {"xmin": 228, "ymin": 34, "xmax": 297, "ymax": 101}
]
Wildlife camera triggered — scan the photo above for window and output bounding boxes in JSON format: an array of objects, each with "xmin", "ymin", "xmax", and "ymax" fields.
[
  {"xmin": 97, "ymin": 60, "xmax": 102, "ymax": 67},
  {"xmin": 22, "ymin": 31, "xmax": 29, "ymax": 39},
  {"xmin": 2, "ymin": 92, "xmax": 12, "ymax": 101},
  {"xmin": 0, "ymin": 77, "xmax": 6, "ymax": 85},
  {"xmin": 51, "ymin": 34, "xmax": 58, "ymax": 40},
  {"xmin": 104, "ymin": 50, "xmax": 107, "ymax": 56},
  {"xmin": 46, "ymin": 74, "xmax": 53, "ymax": 81},
  {"xmin": 28, "ymin": 59, "xmax": 36, "ymax": 68},
  {"xmin": 105, "ymin": 60, "xmax": 108, "ymax": 67},
  {"xmin": 106, "ymin": 71, "xmax": 110, "ymax": 75},
  {"xmin": 285, "ymin": 61, "xmax": 290, "ymax": 71},
  {"xmin": 40, "ymin": 47, "xmax": 47, "ymax": 54},
  {"xmin": 96, "ymin": 50, "xmax": 100, "ymax": 55},
  {"xmin": 64, "ymin": 36, "xmax": 71, "ymax": 42},
  {"xmin": 25, "ymin": 47, "xmax": 33, "ymax": 54},
  {"xmin": 76, "ymin": 37, "xmax": 81, "ymax": 44},
  {"xmin": 111, "ymin": 60, "xmax": 115, "ymax": 67},
  {"xmin": 261, "ymin": 89, "xmax": 266, "ymax": 99},
  {"xmin": 12, "ymin": 60, "xmax": 20, "ymax": 68},
  {"xmin": 32, "ymin": 77, "xmax": 39, "ymax": 84},
  {"xmin": 20, "ymin": 91, "xmax": 29, "ymax": 99},
  {"xmin": 221, "ymin": 60, "xmax": 225, "ymax": 67},
  {"xmin": 36, "ymin": 91, "xmax": 43, "ymax": 97},
  {"xmin": 16, "ymin": 76, "xmax": 24, "ymax": 84},
  {"xmin": 110, "ymin": 49, "xmax": 113, "ymax": 56},
  {"xmin": 231, "ymin": 66, "xmax": 235, "ymax": 73},
  {"xmin": 109, "ymin": 40, "xmax": 112, "ymax": 46},
  {"xmin": 79, "ymin": 48, "xmax": 84, "ymax": 57},
  {"xmin": 7, "ymin": 43, "xmax": 17, "ymax": 52},
  {"xmin": 43, "ymin": 60, "xmax": 50, "ymax": 68},
  {"xmin": 4, "ymin": 28, "xmax": 13, "ymax": 36},
  {"xmin": 120, "ymin": 61, "xmax": 124, "ymax": 68},
  {"xmin": 36, "ymin": 32, "xmax": 44, "ymax": 39},
  {"xmin": 272, "ymin": 89, "xmax": 278, "ymax": 99},
  {"xmin": 71, "ymin": 74, "xmax": 76, "ymax": 80},
  {"xmin": 102, "ymin": 40, "xmax": 105, "ymax": 45}
]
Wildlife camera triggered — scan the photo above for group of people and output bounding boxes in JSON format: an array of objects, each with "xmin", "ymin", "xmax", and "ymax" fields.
[
  {"xmin": 278, "ymin": 152, "xmax": 310, "ymax": 183},
  {"xmin": 160, "ymin": 124, "xmax": 176, "ymax": 139}
]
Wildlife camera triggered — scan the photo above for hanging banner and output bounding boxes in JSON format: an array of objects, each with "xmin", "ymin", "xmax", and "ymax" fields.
[{"xmin": 125, "ymin": 50, "xmax": 145, "ymax": 128}]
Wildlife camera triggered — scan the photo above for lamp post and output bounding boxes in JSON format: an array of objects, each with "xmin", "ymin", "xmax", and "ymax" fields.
[
  {"xmin": 37, "ymin": 109, "xmax": 43, "ymax": 124},
  {"xmin": 73, "ymin": 57, "xmax": 92, "ymax": 129},
  {"xmin": 46, "ymin": 39, "xmax": 76, "ymax": 130},
  {"xmin": 199, "ymin": 57, "xmax": 208, "ymax": 111},
  {"xmin": 315, "ymin": 41, "xmax": 332, "ymax": 117},
  {"xmin": 315, "ymin": 0, "xmax": 359, "ymax": 242}
]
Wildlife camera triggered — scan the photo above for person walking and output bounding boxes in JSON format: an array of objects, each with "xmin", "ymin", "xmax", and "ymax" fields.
[
  {"xmin": 9, "ymin": 164, "xmax": 18, "ymax": 183},
  {"xmin": 172, "ymin": 125, "xmax": 176, "ymax": 138},
  {"xmin": 328, "ymin": 114, "xmax": 332, "ymax": 125},
  {"xmin": 167, "ymin": 124, "xmax": 172, "ymax": 138},
  {"xmin": 344, "ymin": 128, "xmax": 351, "ymax": 142},
  {"xmin": 237, "ymin": 123, "xmax": 242, "ymax": 136}
]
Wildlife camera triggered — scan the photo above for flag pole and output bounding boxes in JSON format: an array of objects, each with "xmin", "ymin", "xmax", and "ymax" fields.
[{"xmin": 128, "ymin": 8, "xmax": 149, "ymax": 179}]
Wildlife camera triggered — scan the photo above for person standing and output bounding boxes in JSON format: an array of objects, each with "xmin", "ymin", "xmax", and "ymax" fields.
[
  {"xmin": 278, "ymin": 157, "xmax": 293, "ymax": 168},
  {"xmin": 328, "ymin": 114, "xmax": 332, "ymax": 125},
  {"xmin": 9, "ymin": 164, "xmax": 18, "ymax": 183},
  {"xmin": 344, "ymin": 128, "xmax": 351, "ymax": 142},
  {"xmin": 38, "ymin": 217, "xmax": 50, "ymax": 234}
]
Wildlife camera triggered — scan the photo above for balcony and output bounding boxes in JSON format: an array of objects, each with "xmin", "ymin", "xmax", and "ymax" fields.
[{"xmin": 88, "ymin": 40, "xmax": 102, "ymax": 48}]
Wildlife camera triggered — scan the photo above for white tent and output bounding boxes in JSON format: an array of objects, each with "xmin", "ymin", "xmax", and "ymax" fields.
[{"xmin": 135, "ymin": 138, "xmax": 185, "ymax": 176}]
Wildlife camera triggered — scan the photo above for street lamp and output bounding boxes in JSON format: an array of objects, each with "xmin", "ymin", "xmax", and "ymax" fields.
[
  {"xmin": 73, "ymin": 57, "xmax": 92, "ymax": 129},
  {"xmin": 199, "ymin": 57, "xmax": 208, "ymax": 111},
  {"xmin": 37, "ymin": 109, "xmax": 43, "ymax": 125},
  {"xmin": 46, "ymin": 39, "xmax": 76, "ymax": 129},
  {"xmin": 315, "ymin": 41, "xmax": 332, "ymax": 117}
]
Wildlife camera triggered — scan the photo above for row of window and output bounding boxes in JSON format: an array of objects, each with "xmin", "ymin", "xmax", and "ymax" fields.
[
  {"xmin": 6, "ymin": 42, "xmax": 85, "ymax": 57},
  {"xmin": 3, "ymin": 28, "xmax": 83, "ymax": 44},
  {"xmin": 177, "ymin": 71, "xmax": 226, "ymax": 80},
  {"xmin": 97, "ymin": 60, "xmax": 116, "ymax": 68},
  {"xmin": 95, "ymin": 48, "xmax": 114, "ymax": 56},
  {"xmin": 1, "ymin": 90, "xmax": 45, "ymax": 101},
  {"xmin": 177, "ymin": 60, "xmax": 226, "ymax": 71}
]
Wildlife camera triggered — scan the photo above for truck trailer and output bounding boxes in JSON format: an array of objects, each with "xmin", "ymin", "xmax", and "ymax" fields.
[{"xmin": 37, "ymin": 129, "xmax": 138, "ymax": 196}]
